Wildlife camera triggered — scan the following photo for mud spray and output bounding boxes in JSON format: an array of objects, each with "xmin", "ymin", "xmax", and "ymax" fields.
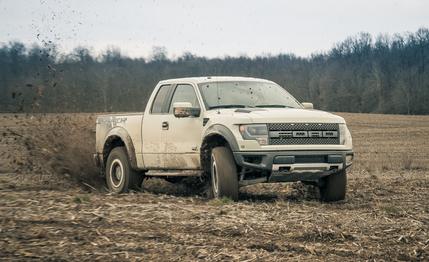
[{"xmin": 1, "ymin": 113, "xmax": 102, "ymax": 190}]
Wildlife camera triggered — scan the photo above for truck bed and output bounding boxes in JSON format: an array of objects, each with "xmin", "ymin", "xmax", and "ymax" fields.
[{"xmin": 95, "ymin": 112, "xmax": 144, "ymax": 162}]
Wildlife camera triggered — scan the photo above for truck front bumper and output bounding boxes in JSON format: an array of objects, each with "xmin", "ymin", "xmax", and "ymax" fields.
[{"xmin": 233, "ymin": 150, "xmax": 354, "ymax": 183}]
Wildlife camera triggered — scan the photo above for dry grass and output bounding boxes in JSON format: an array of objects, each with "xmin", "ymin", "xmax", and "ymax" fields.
[
  {"xmin": 338, "ymin": 112, "xmax": 429, "ymax": 172},
  {"xmin": 0, "ymin": 112, "xmax": 428, "ymax": 261}
]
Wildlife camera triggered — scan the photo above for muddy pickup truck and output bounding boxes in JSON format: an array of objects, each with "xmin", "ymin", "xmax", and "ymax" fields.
[{"xmin": 94, "ymin": 76, "xmax": 353, "ymax": 201}]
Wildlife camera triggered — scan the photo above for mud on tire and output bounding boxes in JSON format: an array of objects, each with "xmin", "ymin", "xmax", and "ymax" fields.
[
  {"xmin": 210, "ymin": 146, "xmax": 239, "ymax": 201},
  {"xmin": 105, "ymin": 146, "xmax": 143, "ymax": 193}
]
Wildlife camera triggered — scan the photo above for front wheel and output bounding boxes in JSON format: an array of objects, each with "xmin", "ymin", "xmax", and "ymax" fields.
[
  {"xmin": 319, "ymin": 169, "xmax": 347, "ymax": 202},
  {"xmin": 105, "ymin": 147, "xmax": 144, "ymax": 193},
  {"xmin": 210, "ymin": 146, "xmax": 239, "ymax": 201}
]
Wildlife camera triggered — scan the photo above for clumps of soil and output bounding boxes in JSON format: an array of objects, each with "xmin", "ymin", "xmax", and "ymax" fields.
[{"xmin": 0, "ymin": 113, "xmax": 101, "ymax": 190}]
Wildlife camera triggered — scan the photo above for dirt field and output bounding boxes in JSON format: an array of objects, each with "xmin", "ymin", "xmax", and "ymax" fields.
[{"xmin": 0, "ymin": 113, "xmax": 428, "ymax": 261}]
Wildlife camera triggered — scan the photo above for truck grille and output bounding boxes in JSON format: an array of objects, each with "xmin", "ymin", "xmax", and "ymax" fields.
[{"xmin": 268, "ymin": 123, "xmax": 340, "ymax": 145}]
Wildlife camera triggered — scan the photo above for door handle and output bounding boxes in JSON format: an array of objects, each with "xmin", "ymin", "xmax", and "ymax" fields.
[{"xmin": 162, "ymin": 121, "xmax": 169, "ymax": 130}]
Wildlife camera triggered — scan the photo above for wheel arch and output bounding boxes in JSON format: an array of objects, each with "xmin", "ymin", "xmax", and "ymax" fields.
[
  {"xmin": 201, "ymin": 124, "xmax": 239, "ymax": 175},
  {"xmin": 102, "ymin": 127, "xmax": 138, "ymax": 171}
]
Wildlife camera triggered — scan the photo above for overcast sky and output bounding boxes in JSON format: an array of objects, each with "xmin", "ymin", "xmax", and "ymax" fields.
[{"xmin": 0, "ymin": 0, "xmax": 428, "ymax": 58}]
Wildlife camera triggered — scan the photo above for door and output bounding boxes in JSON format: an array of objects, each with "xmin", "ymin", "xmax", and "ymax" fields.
[
  {"xmin": 162, "ymin": 84, "xmax": 203, "ymax": 169},
  {"xmin": 141, "ymin": 84, "xmax": 172, "ymax": 169}
]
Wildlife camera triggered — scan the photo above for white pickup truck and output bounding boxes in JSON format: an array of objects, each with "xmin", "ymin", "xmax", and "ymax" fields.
[{"xmin": 94, "ymin": 76, "xmax": 353, "ymax": 201}]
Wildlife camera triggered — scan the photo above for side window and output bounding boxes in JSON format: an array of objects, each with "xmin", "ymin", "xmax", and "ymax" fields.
[
  {"xmin": 169, "ymin": 84, "xmax": 200, "ymax": 113},
  {"xmin": 151, "ymin": 84, "xmax": 171, "ymax": 114}
]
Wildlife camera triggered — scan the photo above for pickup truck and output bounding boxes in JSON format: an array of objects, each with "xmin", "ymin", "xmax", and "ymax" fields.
[{"xmin": 94, "ymin": 76, "xmax": 353, "ymax": 201}]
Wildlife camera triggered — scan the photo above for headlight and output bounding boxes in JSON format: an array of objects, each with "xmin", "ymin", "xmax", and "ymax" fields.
[
  {"xmin": 239, "ymin": 124, "xmax": 268, "ymax": 145},
  {"xmin": 339, "ymin": 124, "xmax": 352, "ymax": 145}
]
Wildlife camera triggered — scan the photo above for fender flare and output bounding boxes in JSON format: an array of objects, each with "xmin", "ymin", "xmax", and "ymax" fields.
[
  {"xmin": 103, "ymin": 127, "xmax": 138, "ymax": 170},
  {"xmin": 203, "ymin": 124, "xmax": 239, "ymax": 151}
]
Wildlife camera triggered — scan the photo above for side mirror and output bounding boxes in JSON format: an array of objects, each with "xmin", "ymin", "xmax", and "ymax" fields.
[
  {"xmin": 302, "ymin": 102, "xmax": 314, "ymax": 109},
  {"xmin": 173, "ymin": 102, "xmax": 201, "ymax": 118}
]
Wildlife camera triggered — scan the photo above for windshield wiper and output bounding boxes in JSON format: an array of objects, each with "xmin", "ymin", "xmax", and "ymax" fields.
[
  {"xmin": 209, "ymin": 104, "xmax": 251, "ymax": 109},
  {"xmin": 255, "ymin": 104, "xmax": 294, "ymax": 108}
]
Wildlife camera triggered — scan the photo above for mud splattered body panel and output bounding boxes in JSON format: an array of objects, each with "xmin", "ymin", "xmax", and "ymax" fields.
[{"xmin": 95, "ymin": 113, "xmax": 144, "ymax": 168}]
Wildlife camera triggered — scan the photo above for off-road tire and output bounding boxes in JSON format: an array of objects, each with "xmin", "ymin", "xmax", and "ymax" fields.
[
  {"xmin": 319, "ymin": 169, "xmax": 347, "ymax": 202},
  {"xmin": 105, "ymin": 147, "xmax": 143, "ymax": 193},
  {"xmin": 210, "ymin": 146, "xmax": 239, "ymax": 201}
]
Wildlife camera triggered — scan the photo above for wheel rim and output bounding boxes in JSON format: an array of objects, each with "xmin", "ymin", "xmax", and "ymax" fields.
[
  {"xmin": 109, "ymin": 159, "xmax": 124, "ymax": 188},
  {"xmin": 211, "ymin": 154, "xmax": 219, "ymax": 196}
]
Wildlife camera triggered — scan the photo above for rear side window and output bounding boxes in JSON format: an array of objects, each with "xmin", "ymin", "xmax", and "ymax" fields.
[{"xmin": 151, "ymin": 84, "xmax": 171, "ymax": 114}]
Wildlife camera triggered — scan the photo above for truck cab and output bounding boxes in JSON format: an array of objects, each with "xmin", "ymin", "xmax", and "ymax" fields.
[{"xmin": 94, "ymin": 76, "xmax": 353, "ymax": 201}]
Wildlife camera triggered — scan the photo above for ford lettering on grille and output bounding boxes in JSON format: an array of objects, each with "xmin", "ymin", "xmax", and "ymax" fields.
[{"xmin": 268, "ymin": 123, "xmax": 340, "ymax": 145}]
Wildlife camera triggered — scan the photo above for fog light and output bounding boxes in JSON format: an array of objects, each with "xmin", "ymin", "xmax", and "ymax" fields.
[
  {"xmin": 346, "ymin": 154, "xmax": 353, "ymax": 165},
  {"xmin": 243, "ymin": 155, "xmax": 263, "ymax": 164}
]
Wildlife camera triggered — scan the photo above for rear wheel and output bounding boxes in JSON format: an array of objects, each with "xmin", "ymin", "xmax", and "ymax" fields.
[
  {"xmin": 106, "ymin": 147, "xmax": 144, "ymax": 193},
  {"xmin": 319, "ymin": 169, "xmax": 347, "ymax": 202},
  {"xmin": 210, "ymin": 146, "xmax": 239, "ymax": 201}
]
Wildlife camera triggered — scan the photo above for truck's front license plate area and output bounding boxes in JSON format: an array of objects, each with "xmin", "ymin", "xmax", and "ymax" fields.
[{"xmin": 272, "ymin": 163, "xmax": 343, "ymax": 172}]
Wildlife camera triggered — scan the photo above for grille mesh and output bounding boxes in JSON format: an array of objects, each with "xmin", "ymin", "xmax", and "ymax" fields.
[
  {"xmin": 268, "ymin": 123, "xmax": 339, "ymax": 131},
  {"xmin": 268, "ymin": 123, "xmax": 340, "ymax": 145}
]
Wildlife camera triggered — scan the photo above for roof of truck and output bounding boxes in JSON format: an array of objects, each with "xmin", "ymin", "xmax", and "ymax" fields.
[{"xmin": 158, "ymin": 76, "xmax": 276, "ymax": 85}]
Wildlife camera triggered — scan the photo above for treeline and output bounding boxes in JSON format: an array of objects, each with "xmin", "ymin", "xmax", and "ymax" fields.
[{"xmin": 1, "ymin": 28, "xmax": 428, "ymax": 114}]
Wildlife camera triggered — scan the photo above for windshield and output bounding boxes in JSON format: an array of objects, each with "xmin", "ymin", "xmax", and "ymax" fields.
[{"xmin": 198, "ymin": 81, "xmax": 302, "ymax": 109}]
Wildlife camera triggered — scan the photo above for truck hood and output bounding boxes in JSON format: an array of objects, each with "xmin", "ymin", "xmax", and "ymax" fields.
[{"xmin": 205, "ymin": 108, "xmax": 345, "ymax": 124}]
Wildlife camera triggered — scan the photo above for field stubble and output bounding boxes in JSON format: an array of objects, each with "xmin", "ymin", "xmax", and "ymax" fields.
[{"xmin": 0, "ymin": 112, "xmax": 428, "ymax": 261}]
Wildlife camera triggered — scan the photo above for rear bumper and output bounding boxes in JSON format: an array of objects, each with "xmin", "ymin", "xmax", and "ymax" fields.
[{"xmin": 233, "ymin": 150, "xmax": 353, "ymax": 182}]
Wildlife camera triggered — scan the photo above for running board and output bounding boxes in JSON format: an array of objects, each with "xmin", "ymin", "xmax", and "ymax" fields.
[{"xmin": 145, "ymin": 170, "xmax": 202, "ymax": 177}]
